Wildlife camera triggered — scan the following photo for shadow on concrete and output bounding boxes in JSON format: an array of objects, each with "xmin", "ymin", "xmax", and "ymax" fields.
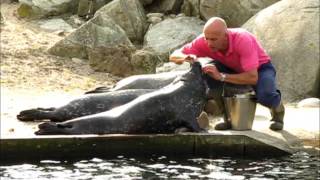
[
  {"xmin": 237, "ymin": 130, "xmax": 299, "ymax": 154},
  {"xmin": 280, "ymin": 130, "xmax": 304, "ymax": 147}
]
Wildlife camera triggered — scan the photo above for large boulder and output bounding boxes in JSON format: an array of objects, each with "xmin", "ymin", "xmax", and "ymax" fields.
[
  {"xmin": 17, "ymin": 0, "xmax": 79, "ymax": 19},
  {"xmin": 144, "ymin": 16, "xmax": 204, "ymax": 63},
  {"xmin": 182, "ymin": 0, "xmax": 279, "ymax": 27},
  {"xmin": 96, "ymin": 0, "xmax": 148, "ymax": 44},
  {"xmin": 88, "ymin": 45, "xmax": 136, "ymax": 77},
  {"xmin": 88, "ymin": 47, "xmax": 161, "ymax": 77},
  {"xmin": 130, "ymin": 48, "xmax": 162, "ymax": 75},
  {"xmin": 48, "ymin": 12, "xmax": 133, "ymax": 59},
  {"xmin": 243, "ymin": 0, "xmax": 320, "ymax": 102}
]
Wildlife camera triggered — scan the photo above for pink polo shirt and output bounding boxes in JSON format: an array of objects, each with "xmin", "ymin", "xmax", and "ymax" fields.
[{"xmin": 182, "ymin": 28, "xmax": 270, "ymax": 73}]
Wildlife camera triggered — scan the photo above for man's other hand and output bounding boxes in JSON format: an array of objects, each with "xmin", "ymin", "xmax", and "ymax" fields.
[{"xmin": 202, "ymin": 64, "xmax": 222, "ymax": 80}]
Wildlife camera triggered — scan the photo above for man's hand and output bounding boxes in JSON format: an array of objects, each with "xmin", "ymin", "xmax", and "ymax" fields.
[
  {"xmin": 184, "ymin": 54, "xmax": 197, "ymax": 64},
  {"xmin": 202, "ymin": 64, "xmax": 223, "ymax": 81}
]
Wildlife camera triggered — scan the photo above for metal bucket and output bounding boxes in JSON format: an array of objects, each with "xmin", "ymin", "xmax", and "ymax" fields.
[{"xmin": 223, "ymin": 94, "xmax": 257, "ymax": 130}]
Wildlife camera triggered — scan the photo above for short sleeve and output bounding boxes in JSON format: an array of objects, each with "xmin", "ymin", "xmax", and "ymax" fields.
[{"xmin": 181, "ymin": 35, "xmax": 207, "ymax": 57}]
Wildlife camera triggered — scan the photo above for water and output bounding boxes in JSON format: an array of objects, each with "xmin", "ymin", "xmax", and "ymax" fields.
[{"xmin": 1, "ymin": 152, "xmax": 319, "ymax": 179}]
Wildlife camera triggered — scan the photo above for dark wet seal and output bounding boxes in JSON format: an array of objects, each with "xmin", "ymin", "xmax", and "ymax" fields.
[
  {"xmin": 17, "ymin": 89, "xmax": 154, "ymax": 122},
  {"xmin": 85, "ymin": 71, "xmax": 187, "ymax": 94},
  {"xmin": 35, "ymin": 62, "xmax": 207, "ymax": 135}
]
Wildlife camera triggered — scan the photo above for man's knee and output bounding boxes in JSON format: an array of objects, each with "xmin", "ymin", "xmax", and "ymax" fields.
[{"xmin": 256, "ymin": 90, "xmax": 281, "ymax": 108}]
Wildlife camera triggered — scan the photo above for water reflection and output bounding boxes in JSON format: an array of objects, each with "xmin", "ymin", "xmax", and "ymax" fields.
[{"xmin": 1, "ymin": 152, "xmax": 319, "ymax": 179}]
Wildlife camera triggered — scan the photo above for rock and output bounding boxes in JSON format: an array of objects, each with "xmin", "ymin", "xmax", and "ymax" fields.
[
  {"xmin": 139, "ymin": 0, "xmax": 153, "ymax": 6},
  {"xmin": 17, "ymin": 0, "xmax": 79, "ymax": 19},
  {"xmin": 297, "ymin": 98, "xmax": 320, "ymax": 108},
  {"xmin": 0, "ymin": 11, "xmax": 4, "ymax": 24},
  {"xmin": 176, "ymin": 13, "xmax": 186, "ymax": 18},
  {"xmin": 146, "ymin": 13, "xmax": 164, "ymax": 19},
  {"xmin": 243, "ymin": 0, "xmax": 320, "ymax": 102},
  {"xmin": 181, "ymin": 0, "xmax": 200, "ymax": 18},
  {"xmin": 48, "ymin": 12, "xmax": 132, "ymax": 59},
  {"xmin": 71, "ymin": 57, "xmax": 86, "ymax": 64},
  {"xmin": 93, "ymin": 0, "xmax": 113, "ymax": 11},
  {"xmin": 183, "ymin": 0, "xmax": 279, "ymax": 27},
  {"xmin": 89, "ymin": 46, "xmax": 162, "ymax": 76},
  {"xmin": 88, "ymin": 45, "xmax": 136, "ymax": 77},
  {"xmin": 131, "ymin": 49, "xmax": 161, "ymax": 74},
  {"xmin": 146, "ymin": 13, "xmax": 164, "ymax": 25},
  {"xmin": 156, "ymin": 62, "xmax": 190, "ymax": 73},
  {"xmin": 1, "ymin": 0, "xmax": 19, "ymax": 3},
  {"xmin": 146, "ymin": 0, "xmax": 183, "ymax": 14},
  {"xmin": 96, "ymin": 0, "xmax": 148, "ymax": 44},
  {"xmin": 77, "ymin": 0, "xmax": 112, "ymax": 18},
  {"xmin": 77, "ymin": 0, "xmax": 95, "ymax": 18},
  {"xmin": 67, "ymin": 15, "xmax": 86, "ymax": 28},
  {"xmin": 55, "ymin": 30, "xmax": 66, "ymax": 36},
  {"xmin": 38, "ymin": 18, "xmax": 73, "ymax": 32},
  {"xmin": 144, "ymin": 16, "xmax": 204, "ymax": 63},
  {"xmin": 147, "ymin": 16, "xmax": 162, "ymax": 25}
]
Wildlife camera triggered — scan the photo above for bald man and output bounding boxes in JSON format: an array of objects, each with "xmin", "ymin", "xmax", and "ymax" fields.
[{"xmin": 170, "ymin": 17, "xmax": 284, "ymax": 131}]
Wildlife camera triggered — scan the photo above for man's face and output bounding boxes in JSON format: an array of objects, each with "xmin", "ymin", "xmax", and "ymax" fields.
[{"xmin": 204, "ymin": 31, "xmax": 226, "ymax": 52}]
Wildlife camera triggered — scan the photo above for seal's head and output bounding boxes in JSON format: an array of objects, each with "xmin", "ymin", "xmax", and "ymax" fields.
[
  {"xmin": 177, "ymin": 61, "xmax": 208, "ymax": 99},
  {"xmin": 181, "ymin": 61, "xmax": 205, "ymax": 84}
]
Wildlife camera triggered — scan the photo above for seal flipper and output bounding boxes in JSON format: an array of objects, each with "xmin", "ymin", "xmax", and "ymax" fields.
[
  {"xmin": 84, "ymin": 86, "xmax": 111, "ymax": 94},
  {"xmin": 174, "ymin": 127, "xmax": 192, "ymax": 133},
  {"xmin": 17, "ymin": 109, "xmax": 50, "ymax": 121},
  {"xmin": 188, "ymin": 120, "xmax": 206, "ymax": 133},
  {"xmin": 17, "ymin": 108, "xmax": 58, "ymax": 121},
  {"xmin": 35, "ymin": 122, "xmax": 72, "ymax": 135}
]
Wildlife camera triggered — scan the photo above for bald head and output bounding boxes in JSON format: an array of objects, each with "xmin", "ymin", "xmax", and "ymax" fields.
[
  {"xmin": 202, "ymin": 17, "xmax": 229, "ymax": 52},
  {"xmin": 203, "ymin": 17, "xmax": 227, "ymax": 35}
]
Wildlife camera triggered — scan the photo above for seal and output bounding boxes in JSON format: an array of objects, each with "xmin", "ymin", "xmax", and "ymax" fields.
[
  {"xmin": 85, "ymin": 70, "xmax": 187, "ymax": 94},
  {"xmin": 17, "ymin": 89, "xmax": 154, "ymax": 122},
  {"xmin": 35, "ymin": 61, "xmax": 207, "ymax": 135}
]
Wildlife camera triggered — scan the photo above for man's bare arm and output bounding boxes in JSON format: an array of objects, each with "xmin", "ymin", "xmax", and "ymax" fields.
[
  {"xmin": 202, "ymin": 64, "xmax": 258, "ymax": 85},
  {"xmin": 223, "ymin": 70, "xmax": 258, "ymax": 85},
  {"xmin": 169, "ymin": 49, "xmax": 196, "ymax": 64}
]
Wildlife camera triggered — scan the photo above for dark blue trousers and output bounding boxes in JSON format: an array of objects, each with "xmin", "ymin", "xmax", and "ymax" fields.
[{"xmin": 205, "ymin": 61, "xmax": 281, "ymax": 108}]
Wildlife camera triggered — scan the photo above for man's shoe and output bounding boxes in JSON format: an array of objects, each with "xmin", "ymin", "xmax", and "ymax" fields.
[
  {"xmin": 269, "ymin": 101, "xmax": 285, "ymax": 131},
  {"xmin": 214, "ymin": 121, "xmax": 231, "ymax": 130},
  {"xmin": 269, "ymin": 121, "xmax": 283, "ymax": 131}
]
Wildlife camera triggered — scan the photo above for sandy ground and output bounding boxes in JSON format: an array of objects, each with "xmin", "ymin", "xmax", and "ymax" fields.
[{"xmin": 1, "ymin": 3, "xmax": 119, "ymax": 135}]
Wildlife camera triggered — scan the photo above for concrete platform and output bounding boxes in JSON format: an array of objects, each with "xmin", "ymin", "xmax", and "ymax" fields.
[
  {"xmin": 1, "ymin": 132, "xmax": 291, "ymax": 163},
  {"xmin": 1, "ymin": 88, "xmax": 319, "ymax": 162}
]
